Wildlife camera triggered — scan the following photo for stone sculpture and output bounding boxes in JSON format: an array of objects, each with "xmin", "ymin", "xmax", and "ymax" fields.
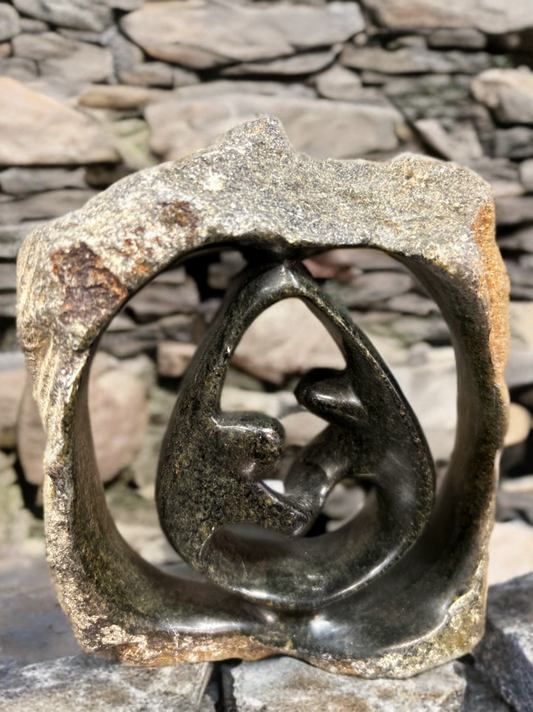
[{"xmin": 17, "ymin": 118, "xmax": 509, "ymax": 677}]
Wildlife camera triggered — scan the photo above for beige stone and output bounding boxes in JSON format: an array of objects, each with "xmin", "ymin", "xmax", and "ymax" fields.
[
  {"xmin": 18, "ymin": 353, "xmax": 148, "ymax": 485},
  {"xmin": 504, "ymin": 403, "xmax": 531, "ymax": 448},
  {"xmin": 77, "ymin": 85, "xmax": 152, "ymax": 110},
  {"xmin": 122, "ymin": 0, "xmax": 364, "ymax": 69},
  {"xmin": 146, "ymin": 93, "xmax": 401, "ymax": 161},
  {"xmin": 0, "ymin": 78, "xmax": 119, "ymax": 166},
  {"xmin": 488, "ymin": 521, "xmax": 533, "ymax": 586},
  {"xmin": 280, "ymin": 411, "xmax": 327, "ymax": 447},
  {"xmin": 157, "ymin": 342, "xmax": 197, "ymax": 378},
  {"xmin": 472, "ymin": 69, "xmax": 533, "ymax": 124},
  {"xmin": 232, "ymin": 298, "xmax": 345, "ymax": 385},
  {"xmin": 0, "ymin": 361, "xmax": 26, "ymax": 449},
  {"xmin": 359, "ymin": 0, "xmax": 533, "ymax": 34}
]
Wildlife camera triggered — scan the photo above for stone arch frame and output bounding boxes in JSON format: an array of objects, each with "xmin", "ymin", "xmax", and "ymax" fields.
[{"xmin": 17, "ymin": 118, "xmax": 509, "ymax": 677}]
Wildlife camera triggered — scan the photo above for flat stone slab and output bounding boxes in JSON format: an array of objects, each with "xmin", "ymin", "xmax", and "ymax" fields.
[
  {"xmin": 474, "ymin": 571, "xmax": 533, "ymax": 712},
  {"xmin": 228, "ymin": 656, "xmax": 467, "ymax": 711},
  {"xmin": 0, "ymin": 552, "xmax": 78, "ymax": 664},
  {"xmin": 0, "ymin": 655, "xmax": 213, "ymax": 712}
]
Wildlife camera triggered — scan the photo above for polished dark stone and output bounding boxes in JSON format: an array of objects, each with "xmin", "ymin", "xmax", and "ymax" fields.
[{"xmin": 157, "ymin": 260, "xmax": 435, "ymax": 610}]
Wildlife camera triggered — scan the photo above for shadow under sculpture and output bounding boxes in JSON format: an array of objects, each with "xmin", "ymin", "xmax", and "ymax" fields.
[{"xmin": 17, "ymin": 117, "xmax": 509, "ymax": 677}]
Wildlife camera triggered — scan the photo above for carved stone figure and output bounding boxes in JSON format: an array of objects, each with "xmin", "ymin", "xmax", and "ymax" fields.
[{"xmin": 17, "ymin": 118, "xmax": 509, "ymax": 676}]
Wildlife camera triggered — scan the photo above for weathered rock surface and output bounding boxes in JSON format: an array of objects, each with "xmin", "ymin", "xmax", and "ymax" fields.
[
  {"xmin": 426, "ymin": 28, "xmax": 486, "ymax": 50},
  {"xmin": 126, "ymin": 274, "xmax": 199, "ymax": 322},
  {"xmin": 519, "ymin": 158, "xmax": 533, "ymax": 192},
  {"xmin": 472, "ymin": 69, "xmax": 533, "ymax": 124},
  {"xmin": 0, "ymin": 4, "xmax": 20, "ymax": 43},
  {"xmin": 507, "ymin": 301, "xmax": 533, "ymax": 387},
  {"xmin": 14, "ymin": 119, "xmax": 507, "ymax": 674},
  {"xmin": 13, "ymin": 0, "xmax": 113, "ymax": 32},
  {"xmin": 0, "ymin": 655, "xmax": 214, "ymax": 711},
  {"xmin": 121, "ymin": 1, "xmax": 364, "ymax": 69},
  {"xmin": 0, "ymin": 168, "xmax": 87, "ymax": 196},
  {"xmin": 0, "ymin": 552, "xmax": 78, "ymax": 664},
  {"xmin": 229, "ymin": 657, "xmax": 467, "ymax": 711},
  {"xmin": 495, "ymin": 126, "xmax": 533, "ymax": 159},
  {"xmin": 359, "ymin": 0, "xmax": 533, "ymax": 34},
  {"xmin": 1, "ymin": 190, "xmax": 98, "ymax": 224},
  {"xmin": 0, "ymin": 452, "xmax": 32, "ymax": 549},
  {"xmin": 0, "ymin": 352, "xmax": 26, "ymax": 450},
  {"xmin": 157, "ymin": 341, "xmax": 197, "ymax": 378},
  {"xmin": 342, "ymin": 43, "xmax": 489, "ymax": 75},
  {"xmin": 12, "ymin": 33, "xmax": 113, "ymax": 84},
  {"xmin": 0, "ymin": 222, "xmax": 44, "ymax": 260},
  {"xmin": 220, "ymin": 387, "xmax": 297, "ymax": 420},
  {"xmin": 415, "ymin": 119, "xmax": 484, "ymax": 163},
  {"xmin": 18, "ymin": 352, "xmax": 148, "ymax": 485},
  {"xmin": 146, "ymin": 94, "xmax": 401, "ymax": 161},
  {"xmin": 488, "ymin": 521, "xmax": 533, "ymax": 585},
  {"xmin": 232, "ymin": 298, "xmax": 345, "ymax": 385},
  {"xmin": 391, "ymin": 345, "xmax": 457, "ymax": 463},
  {"xmin": 474, "ymin": 572, "xmax": 533, "ymax": 712},
  {"xmin": 314, "ymin": 64, "xmax": 362, "ymax": 101},
  {"xmin": 0, "ymin": 79, "xmax": 119, "ymax": 166},
  {"xmin": 221, "ymin": 46, "xmax": 341, "ymax": 77},
  {"xmin": 77, "ymin": 85, "xmax": 152, "ymax": 110},
  {"xmin": 324, "ymin": 271, "xmax": 413, "ymax": 307}
]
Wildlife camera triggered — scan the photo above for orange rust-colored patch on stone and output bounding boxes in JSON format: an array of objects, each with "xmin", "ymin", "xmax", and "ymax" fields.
[
  {"xmin": 51, "ymin": 242, "xmax": 127, "ymax": 326},
  {"xmin": 157, "ymin": 201, "xmax": 201, "ymax": 244},
  {"xmin": 111, "ymin": 636, "xmax": 276, "ymax": 667},
  {"xmin": 471, "ymin": 202, "xmax": 510, "ymax": 403}
]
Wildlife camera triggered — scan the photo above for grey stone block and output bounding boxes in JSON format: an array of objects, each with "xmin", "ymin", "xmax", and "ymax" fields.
[
  {"xmin": 227, "ymin": 657, "xmax": 467, "ymax": 711},
  {"xmin": 0, "ymin": 655, "xmax": 214, "ymax": 711},
  {"xmin": 474, "ymin": 572, "xmax": 533, "ymax": 712}
]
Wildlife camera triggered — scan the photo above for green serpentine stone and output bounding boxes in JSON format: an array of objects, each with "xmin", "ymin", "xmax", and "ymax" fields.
[{"xmin": 16, "ymin": 117, "xmax": 509, "ymax": 677}]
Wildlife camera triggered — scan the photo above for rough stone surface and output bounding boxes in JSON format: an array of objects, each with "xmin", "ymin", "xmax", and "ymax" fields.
[
  {"xmin": 495, "ymin": 127, "xmax": 533, "ymax": 159},
  {"xmin": 15, "ymin": 119, "xmax": 508, "ymax": 675},
  {"xmin": 474, "ymin": 572, "xmax": 533, "ymax": 712},
  {"xmin": 0, "ymin": 552, "xmax": 79, "ymax": 664},
  {"xmin": 221, "ymin": 46, "xmax": 341, "ymax": 77},
  {"xmin": 146, "ymin": 94, "xmax": 402, "ymax": 161},
  {"xmin": 157, "ymin": 341, "xmax": 197, "ymax": 378},
  {"xmin": 1, "ymin": 189, "xmax": 98, "ymax": 224},
  {"xmin": 126, "ymin": 275, "xmax": 199, "ymax": 322},
  {"xmin": 77, "ymin": 85, "xmax": 152, "ymax": 110},
  {"xmin": 324, "ymin": 271, "xmax": 413, "ymax": 307},
  {"xmin": 426, "ymin": 28, "xmax": 486, "ymax": 50},
  {"xmin": 472, "ymin": 69, "xmax": 533, "ymax": 125},
  {"xmin": 229, "ymin": 657, "xmax": 467, "ymax": 711},
  {"xmin": 0, "ymin": 453, "xmax": 32, "ymax": 550},
  {"xmin": 415, "ymin": 119, "xmax": 483, "ymax": 163},
  {"xmin": 0, "ymin": 222, "xmax": 44, "ymax": 260},
  {"xmin": 496, "ymin": 195, "xmax": 533, "ymax": 226},
  {"xmin": 14, "ymin": 34, "xmax": 113, "ymax": 85},
  {"xmin": 0, "ymin": 4, "xmax": 20, "ymax": 43},
  {"xmin": 0, "ymin": 78, "xmax": 119, "ymax": 166},
  {"xmin": 342, "ymin": 43, "xmax": 489, "ymax": 75},
  {"xmin": 0, "ymin": 168, "xmax": 87, "ymax": 196},
  {"xmin": 17, "ymin": 352, "xmax": 148, "ymax": 485},
  {"xmin": 359, "ymin": 0, "xmax": 533, "ymax": 34},
  {"xmin": 488, "ymin": 521, "xmax": 533, "ymax": 586},
  {"xmin": 314, "ymin": 65, "xmax": 362, "ymax": 101},
  {"xmin": 232, "ymin": 298, "xmax": 344, "ymax": 384},
  {"xmin": 519, "ymin": 158, "xmax": 533, "ymax": 192},
  {"xmin": 121, "ymin": 1, "xmax": 365, "ymax": 69},
  {"xmin": 506, "ymin": 301, "xmax": 533, "ymax": 388},
  {"xmin": 0, "ymin": 655, "xmax": 214, "ymax": 711},
  {"xmin": 0, "ymin": 352, "xmax": 26, "ymax": 449},
  {"xmin": 13, "ymin": 0, "xmax": 113, "ymax": 32}
]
